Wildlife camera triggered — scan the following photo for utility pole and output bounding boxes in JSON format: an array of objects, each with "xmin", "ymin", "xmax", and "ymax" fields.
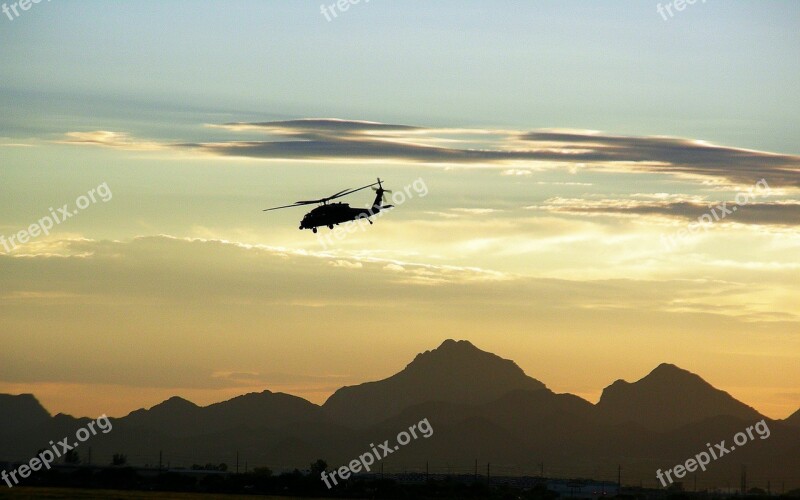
[
  {"xmin": 741, "ymin": 465, "xmax": 747, "ymax": 495},
  {"xmin": 474, "ymin": 459, "xmax": 478, "ymax": 482},
  {"xmin": 158, "ymin": 450, "xmax": 162, "ymax": 471},
  {"xmin": 236, "ymin": 451, "xmax": 239, "ymax": 474},
  {"xmin": 618, "ymin": 464, "xmax": 622, "ymax": 489},
  {"xmin": 487, "ymin": 462, "xmax": 491, "ymax": 485}
]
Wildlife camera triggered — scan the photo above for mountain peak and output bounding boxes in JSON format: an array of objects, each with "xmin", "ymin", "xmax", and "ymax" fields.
[
  {"xmin": 124, "ymin": 396, "xmax": 199, "ymax": 422},
  {"xmin": 0, "ymin": 394, "xmax": 51, "ymax": 435},
  {"xmin": 417, "ymin": 339, "xmax": 479, "ymax": 358},
  {"xmin": 653, "ymin": 362, "xmax": 681, "ymax": 371},
  {"xmin": 605, "ymin": 363, "xmax": 710, "ymax": 393},
  {"xmin": 650, "ymin": 362, "xmax": 701, "ymax": 379},
  {"xmin": 439, "ymin": 338, "xmax": 475, "ymax": 349},
  {"xmin": 324, "ymin": 339, "xmax": 546, "ymax": 427},
  {"xmin": 407, "ymin": 339, "xmax": 536, "ymax": 377},
  {"xmin": 409, "ymin": 339, "xmax": 488, "ymax": 366},
  {"xmin": 598, "ymin": 363, "xmax": 762, "ymax": 431},
  {"xmin": 162, "ymin": 396, "xmax": 198, "ymax": 407},
  {"xmin": 145, "ymin": 396, "xmax": 199, "ymax": 413}
]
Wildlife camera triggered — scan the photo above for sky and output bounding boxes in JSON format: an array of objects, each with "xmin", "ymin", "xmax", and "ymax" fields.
[{"xmin": 0, "ymin": 1, "xmax": 798, "ymax": 420}]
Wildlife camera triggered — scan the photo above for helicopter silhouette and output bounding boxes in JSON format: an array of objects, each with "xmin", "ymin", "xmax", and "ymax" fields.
[{"xmin": 263, "ymin": 178, "xmax": 394, "ymax": 233}]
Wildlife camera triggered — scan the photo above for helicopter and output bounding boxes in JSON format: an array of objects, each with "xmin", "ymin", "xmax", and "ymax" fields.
[{"xmin": 263, "ymin": 178, "xmax": 394, "ymax": 233}]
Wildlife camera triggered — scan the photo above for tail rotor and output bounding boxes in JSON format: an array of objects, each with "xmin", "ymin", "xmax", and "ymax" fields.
[{"xmin": 371, "ymin": 178, "xmax": 393, "ymax": 206}]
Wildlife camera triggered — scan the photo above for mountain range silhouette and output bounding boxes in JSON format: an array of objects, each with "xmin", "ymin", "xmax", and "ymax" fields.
[{"xmin": 2, "ymin": 339, "xmax": 798, "ymax": 489}]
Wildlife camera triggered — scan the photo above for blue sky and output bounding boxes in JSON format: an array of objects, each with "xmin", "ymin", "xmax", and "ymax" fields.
[{"xmin": 2, "ymin": 1, "xmax": 798, "ymax": 152}]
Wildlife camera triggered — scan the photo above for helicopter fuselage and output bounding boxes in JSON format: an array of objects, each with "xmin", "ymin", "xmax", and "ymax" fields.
[{"xmin": 300, "ymin": 202, "xmax": 385, "ymax": 232}]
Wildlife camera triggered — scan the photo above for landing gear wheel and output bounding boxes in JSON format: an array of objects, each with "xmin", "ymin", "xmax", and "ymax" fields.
[
  {"xmin": 312, "ymin": 227, "xmax": 317, "ymax": 233},
  {"xmin": 328, "ymin": 224, "xmax": 334, "ymax": 229}
]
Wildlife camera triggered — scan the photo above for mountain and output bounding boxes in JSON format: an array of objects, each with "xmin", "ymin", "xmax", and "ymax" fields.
[
  {"xmin": 201, "ymin": 390, "xmax": 328, "ymax": 430},
  {"xmin": 596, "ymin": 363, "xmax": 763, "ymax": 431},
  {"xmin": 785, "ymin": 408, "xmax": 800, "ymax": 427},
  {"xmin": 1, "ymin": 340, "xmax": 798, "ymax": 489},
  {"xmin": 124, "ymin": 390, "xmax": 326, "ymax": 437},
  {"xmin": 367, "ymin": 387, "xmax": 598, "ymax": 463},
  {"xmin": 0, "ymin": 393, "xmax": 51, "ymax": 436},
  {"xmin": 124, "ymin": 396, "xmax": 202, "ymax": 436},
  {"xmin": 322, "ymin": 339, "xmax": 547, "ymax": 427},
  {"xmin": 0, "ymin": 394, "xmax": 56, "ymax": 460}
]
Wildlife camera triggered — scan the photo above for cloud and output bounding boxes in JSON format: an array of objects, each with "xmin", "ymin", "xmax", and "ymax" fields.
[
  {"xmin": 213, "ymin": 118, "xmax": 420, "ymax": 137},
  {"xmin": 501, "ymin": 169, "xmax": 533, "ymax": 176},
  {"xmin": 520, "ymin": 131, "xmax": 800, "ymax": 189},
  {"xmin": 329, "ymin": 259, "xmax": 363, "ymax": 269},
  {"xmin": 1, "ymin": 235, "xmax": 794, "ymax": 331},
  {"xmin": 61, "ymin": 119, "xmax": 800, "ymax": 189},
  {"xmin": 530, "ymin": 198, "xmax": 800, "ymax": 227},
  {"xmin": 536, "ymin": 181, "xmax": 594, "ymax": 186},
  {"xmin": 59, "ymin": 131, "xmax": 165, "ymax": 151},
  {"xmin": 209, "ymin": 370, "xmax": 352, "ymax": 389}
]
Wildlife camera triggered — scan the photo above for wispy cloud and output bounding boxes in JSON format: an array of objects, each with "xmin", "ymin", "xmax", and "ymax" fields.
[
  {"xmin": 520, "ymin": 131, "xmax": 800, "ymax": 189},
  {"xmin": 59, "ymin": 131, "xmax": 165, "ymax": 151},
  {"xmin": 529, "ymin": 198, "xmax": 800, "ymax": 227},
  {"xmin": 59, "ymin": 119, "xmax": 800, "ymax": 189}
]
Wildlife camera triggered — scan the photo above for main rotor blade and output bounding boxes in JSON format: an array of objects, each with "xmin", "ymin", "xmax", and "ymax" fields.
[
  {"xmin": 262, "ymin": 202, "xmax": 313, "ymax": 212},
  {"xmin": 297, "ymin": 189, "xmax": 352, "ymax": 204},
  {"xmin": 335, "ymin": 181, "xmax": 381, "ymax": 199},
  {"xmin": 263, "ymin": 181, "xmax": 386, "ymax": 211}
]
